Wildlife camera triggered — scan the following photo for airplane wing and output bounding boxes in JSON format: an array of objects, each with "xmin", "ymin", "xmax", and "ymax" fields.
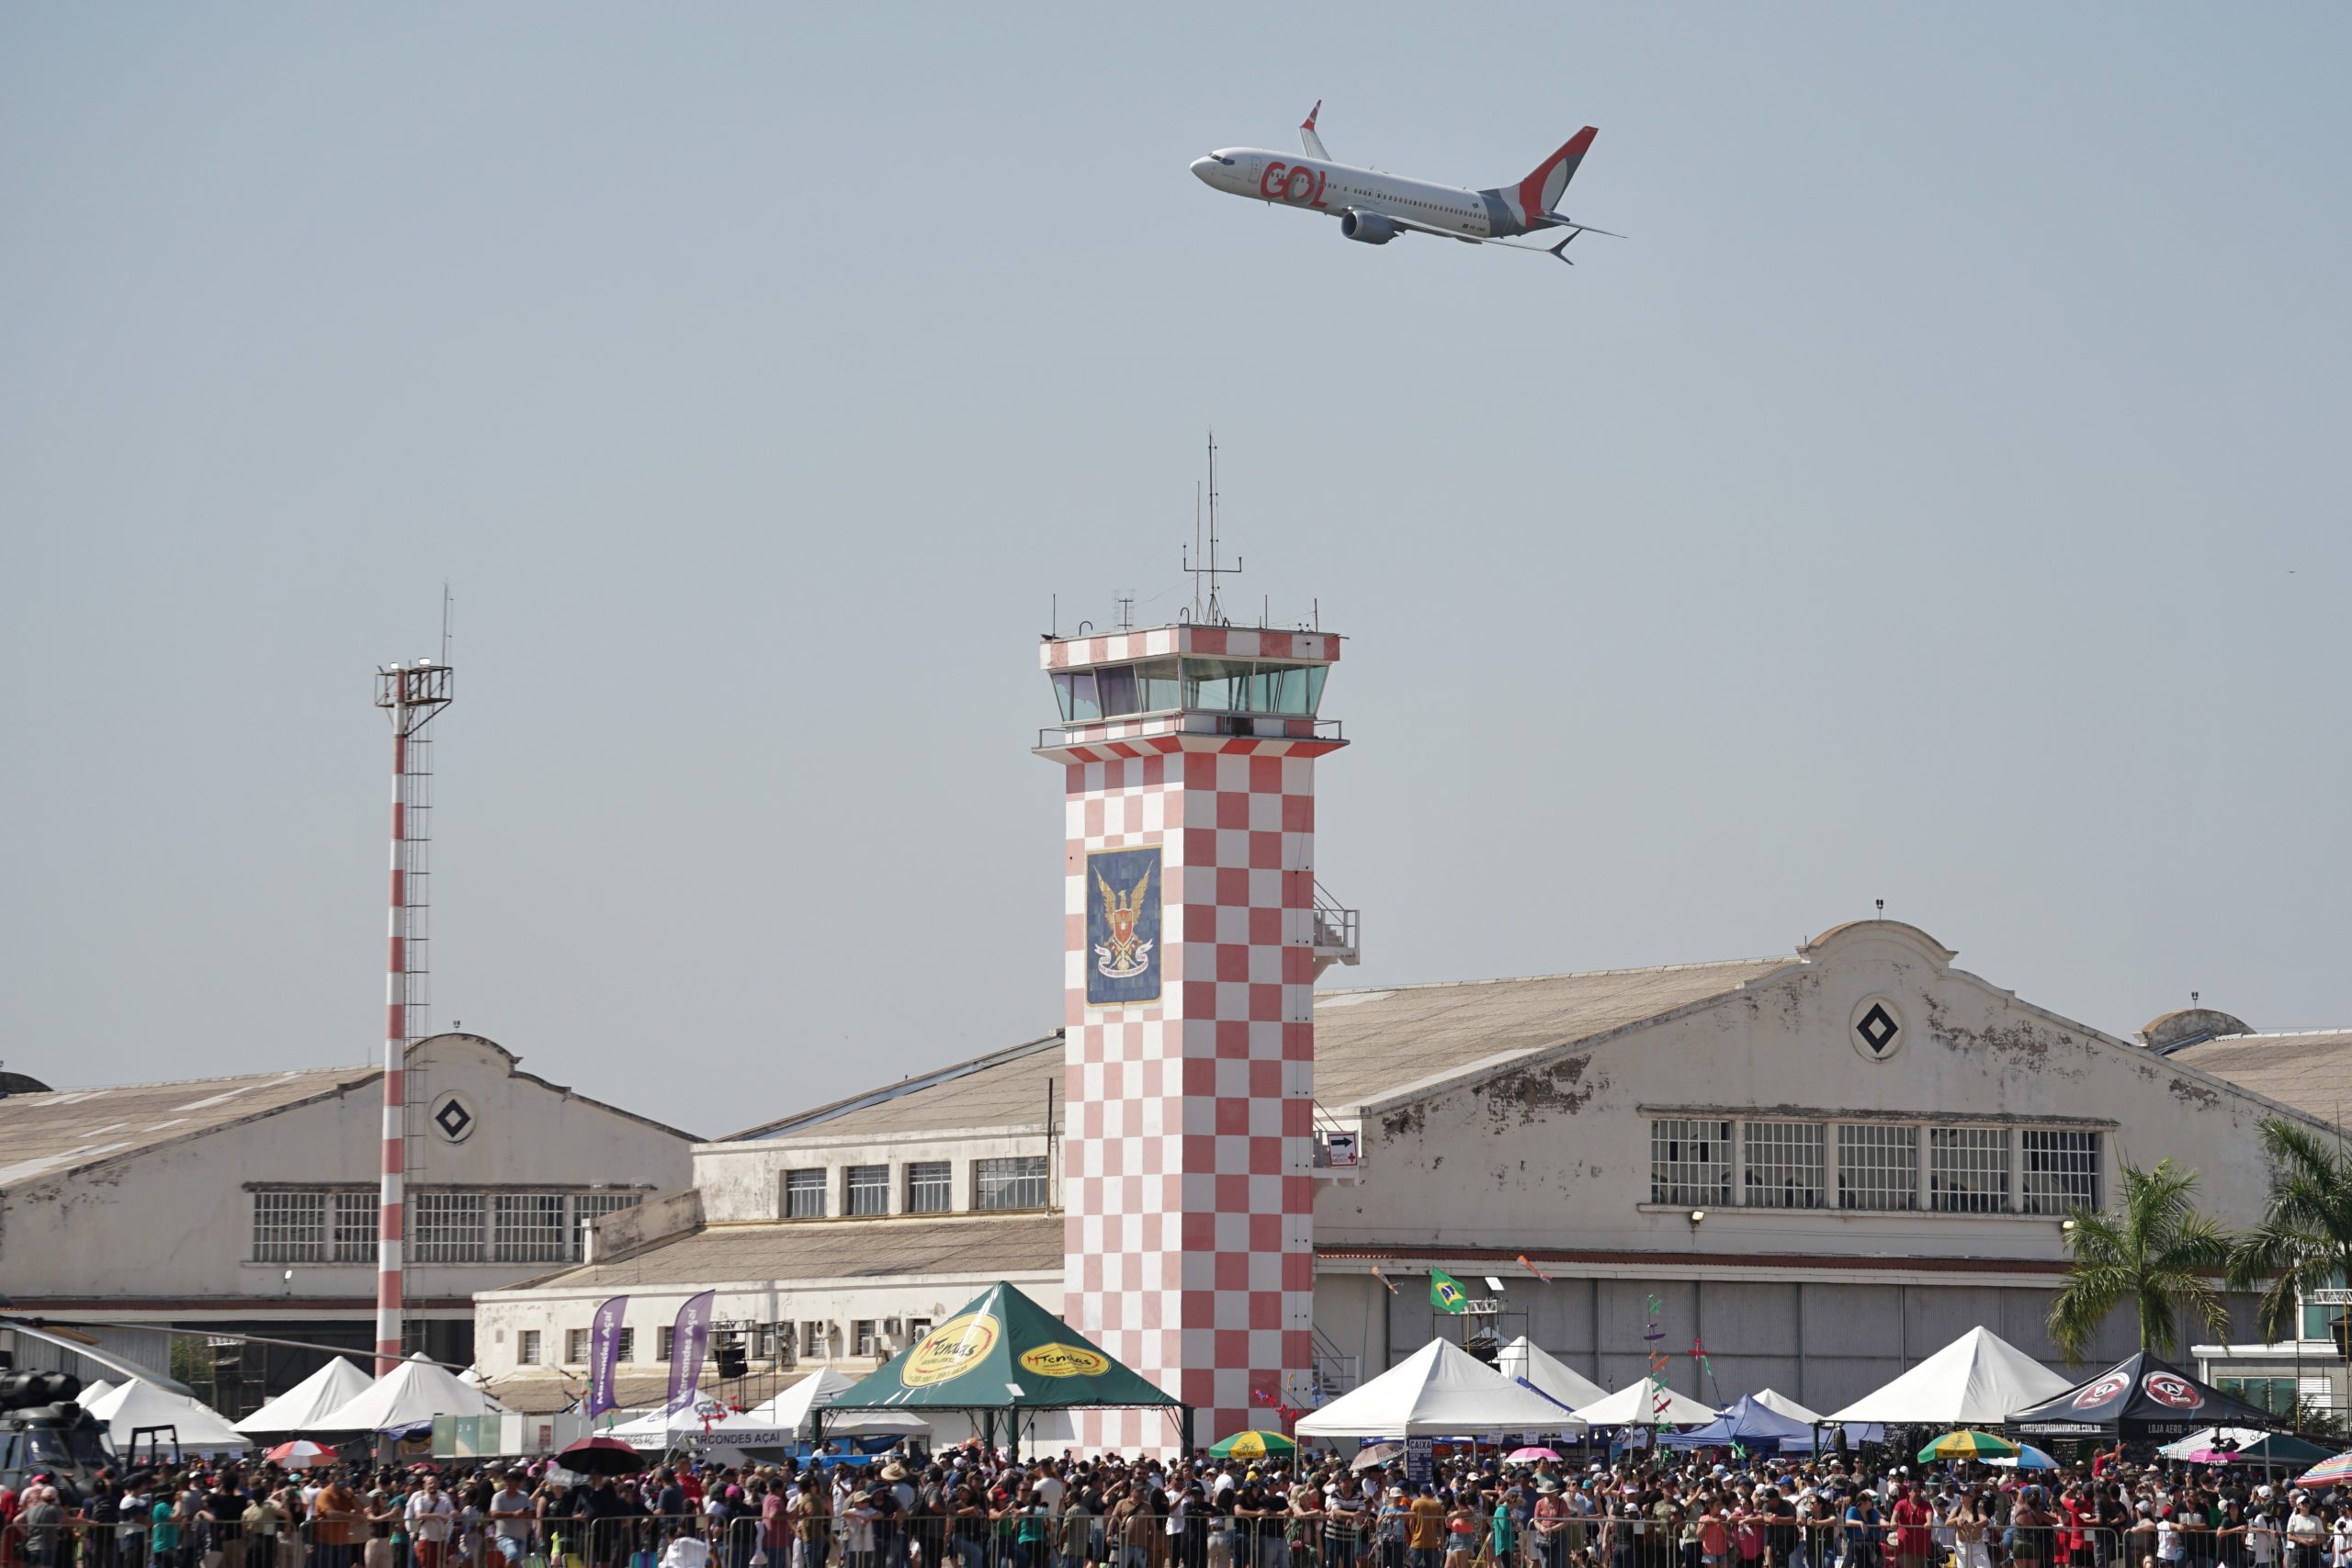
[
  {"xmin": 1300, "ymin": 100, "xmax": 1329, "ymax": 161},
  {"xmin": 1538, "ymin": 212, "xmax": 1629, "ymax": 238},
  {"xmin": 1359, "ymin": 208, "xmax": 1598, "ymax": 265}
]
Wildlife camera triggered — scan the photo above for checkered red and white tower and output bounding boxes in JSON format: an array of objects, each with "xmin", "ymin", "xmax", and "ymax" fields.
[
  {"xmin": 372, "ymin": 658, "xmax": 452, "ymax": 1374},
  {"xmin": 1038, "ymin": 622, "xmax": 1346, "ymax": 1451}
]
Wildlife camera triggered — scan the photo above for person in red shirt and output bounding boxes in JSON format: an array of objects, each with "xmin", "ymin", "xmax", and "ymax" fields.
[
  {"xmin": 1889, "ymin": 1486, "xmax": 1933, "ymax": 1568},
  {"xmin": 2058, "ymin": 1485, "xmax": 2090, "ymax": 1568}
]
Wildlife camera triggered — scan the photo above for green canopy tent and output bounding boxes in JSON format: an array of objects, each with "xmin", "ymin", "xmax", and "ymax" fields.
[{"xmin": 815, "ymin": 1281, "xmax": 1191, "ymax": 1454}]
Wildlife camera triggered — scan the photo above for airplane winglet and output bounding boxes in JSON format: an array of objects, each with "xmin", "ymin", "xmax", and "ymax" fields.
[{"xmin": 1300, "ymin": 100, "xmax": 1329, "ymax": 161}]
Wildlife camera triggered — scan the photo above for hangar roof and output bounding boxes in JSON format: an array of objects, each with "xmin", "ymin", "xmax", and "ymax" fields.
[
  {"xmin": 0, "ymin": 1033, "xmax": 694, "ymax": 1192},
  {"xmin": 514, "ymin": 1213, "xmax": 1064, "ymax": 1293},
  {"xmin": 0, "ymin": 1062, "xmax": 383, "ymax": 1191},
  {"xmin": 2166, "ymin": 1031, "xmax": 2352, "ymax": 1126},
  {"xmin": 725, "ymin": 957, "xmax": 1793, "ymax": 1143}
]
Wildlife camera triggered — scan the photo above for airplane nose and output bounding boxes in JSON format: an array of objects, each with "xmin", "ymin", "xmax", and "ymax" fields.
[{"xmin": 1190, "ymin": 156, "xmax": 1217, "ymax": 185}]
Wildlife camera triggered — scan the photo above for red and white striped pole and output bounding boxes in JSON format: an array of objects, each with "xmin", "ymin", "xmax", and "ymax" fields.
[
  {"xmin": 378, "ymin": 728, "xmax": 409, "ymax": 1373},
  {"xmin": 374, "ymin": 660, "xmax": 450, "ymax": 1375}
]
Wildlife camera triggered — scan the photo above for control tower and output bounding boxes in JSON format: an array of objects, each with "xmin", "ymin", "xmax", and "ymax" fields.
[{"xmin": 1036, "ymin": 621, "xmax": 1351, "ymax": 1450}]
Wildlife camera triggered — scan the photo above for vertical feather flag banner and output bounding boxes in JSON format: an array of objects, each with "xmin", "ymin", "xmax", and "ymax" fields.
[{"xmin": 1515, "ymin": 1254, "xmax": 1555, "ymax": 1283}]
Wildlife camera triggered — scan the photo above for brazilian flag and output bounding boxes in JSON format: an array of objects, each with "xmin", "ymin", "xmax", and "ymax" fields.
[{"xmin": 1431, "ymin": 1269, "xmax": 1469, "ymax": 1314}]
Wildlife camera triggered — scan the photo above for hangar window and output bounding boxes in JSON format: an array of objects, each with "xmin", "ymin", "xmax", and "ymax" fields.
[
  {"xmin": 333, "ymin": 1190, "xmax": 377, "ymax": 1263},
  {"xmin": 1743, "ymin": 1122, "xmax": 1826, "ymax": 1209},
  {"xmin": 1648, "ymin": 1119, "xmax": 1732, "ymax": 1206},
  {"xmin": 1930, "ymin": 1126, "xmax": 2011, "ymax": 1213},
  {"xmin": 1838, "ymin": 1123, "xmax": 1917, "ymax": 1211},
  {"xmin": 783, "ymin": 1168, "xmax": 827, "ymax": 1219},
  {"xmin": 907, "ymin": 1161, "xmax": 953, "ymax": 1213},
  {"xmin": 253, "ymin": 1190, "xmax": 327, "ymax": 1262},
  {"xmin": 518, "ymin": 1330, "xmax": 542, "ymax": 1366},
  {"xmin": 975, "ymin": 1155, "xmax": 1050, "ymax": 1211},
  {"xmin": 571, "ymin": 1191, "xmax": 640, "ymax": 1260},
  {"xmin": 413, "ymin": 1190, "xmax": 488, "ymax": 1262},
  {"xmin": 800, "ymin": 1320, "xmax": 831, "ymax": 1359},
  {"xmin": 494, "ymin": 1193, "xmax": 571, "ymax": 1263},
  {"xmin": 565, "ymin": 1327, "xmax": 590, "ymax": 1363},
  {"xmin": 845, "ymin": 1164, "xmax": 890, "ymax": 1217},
  {"xmin": 2021, "ymin": 1129, "xmax": 2100, "ymax": 1214}
]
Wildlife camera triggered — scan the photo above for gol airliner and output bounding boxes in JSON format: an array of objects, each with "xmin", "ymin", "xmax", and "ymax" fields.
[{"xmin": 1191, "ymin": 102, "xmax": 1620, "ymax": 264}]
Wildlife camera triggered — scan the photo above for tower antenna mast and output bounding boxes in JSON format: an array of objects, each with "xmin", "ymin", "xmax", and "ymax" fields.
[
  {"xmin": 370, "ymin": 644, "xmax": 453, "ymax": 1374},
  {"xmin": 1182, "ymin": 430, "xmax": 1242, "ymax": 624}
]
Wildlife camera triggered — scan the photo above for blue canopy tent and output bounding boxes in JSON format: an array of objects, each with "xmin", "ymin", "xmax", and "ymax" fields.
[{"xmin": 1658, "ymin": 1394, "xmax": 1820, "ymax": 1452}]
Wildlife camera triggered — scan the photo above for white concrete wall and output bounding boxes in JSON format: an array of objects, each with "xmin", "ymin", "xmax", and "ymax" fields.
[
  {"xmin": 472, "ymin": 1270, "xmax": 1063, "ymax": 1380},
  {"xmin": 3, "ymin": 1034, "xmax": 694, "ymax": 1303},
  {"xmin": 693, "ymin": 1128, "xmax": 1059, "ymax": 1223},
  {"xmin": 1317, "ymin": 923, "xmax": 2312, "ymax": 1258}
]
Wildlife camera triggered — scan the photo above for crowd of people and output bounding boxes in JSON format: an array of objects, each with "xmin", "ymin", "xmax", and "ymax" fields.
[{"xmin": 5, "ymin": 1440, "xmax": 2351, "ymax": 1568}]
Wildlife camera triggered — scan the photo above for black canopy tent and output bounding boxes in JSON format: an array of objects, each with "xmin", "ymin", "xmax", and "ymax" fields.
[{"xmin": 2009, "ymin": 1350, "xmax": 2288, "ymax": 1441}]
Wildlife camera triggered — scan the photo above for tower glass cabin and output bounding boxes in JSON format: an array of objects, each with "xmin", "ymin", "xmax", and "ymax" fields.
[{"xmin": 1036, "ymin": 623, "xmax": 1347, "ymax": 1450}]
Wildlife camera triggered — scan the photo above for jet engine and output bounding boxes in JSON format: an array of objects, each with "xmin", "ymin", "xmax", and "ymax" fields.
[{"xmin": 1340, "ymin": 210, "xmax": 1396, "ymax": 245}]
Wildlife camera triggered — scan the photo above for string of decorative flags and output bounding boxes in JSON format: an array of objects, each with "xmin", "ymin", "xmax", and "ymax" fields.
[
  {"xmin": 1692, "ymin": 1333, "xmax": 1726, "ymax": 1406},
  {"xmin": 1645, "ymin": 1292, "xmax": 1671, "ymax": 1422},
  {"xmin": 1251, "ymin": 1384, "xmax": 1308, "ymax": 1427}
]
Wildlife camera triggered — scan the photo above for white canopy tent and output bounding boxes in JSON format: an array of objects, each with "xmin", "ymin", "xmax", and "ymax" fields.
[
  {"xmin": 1568, "ymin": 1380, "xmax": 1719, "ymax": 1427},
  {"xmin": 605, "ymin": 1398, "xmax": 802, "ymax": 1451},
  {"xmin": 1748, "ymin": 1389, "xmax": 1821, "ymax": 1424},
  {"xmin": 74, "ymin": 1379, "xmax": 115, "ymax": 1407},
  {"xmin": 311, "ymin": 1352, "xmax": 504, "ymax": 1433},
  {"xmin": 234, "ymin": 1359, "xmax": 375, "ymax": 1435},
  {"xmin": 1495, "ymin": 1338, "xmax": 1605, "ymax": 1421},
  {"xmin": 744, "ymin": 1370, "xmax": 933, "ymax": 1439},
  {"xmin": 85, "ymin": 1379, "xmax": 250, "ymax": 1458},
  {"xmin": 1296, "ymin": 1338, "xmax": 1574, "ymax": 1438},
  {"xmin": 1823, "ymin": 1326, "xmax": 2073, "ymax": 1427}
]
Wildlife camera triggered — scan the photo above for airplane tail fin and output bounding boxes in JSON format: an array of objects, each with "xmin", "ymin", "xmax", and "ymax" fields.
[{"xmin": 1511, "ymin": 127, "xmax": 1597, "ymax": 221}]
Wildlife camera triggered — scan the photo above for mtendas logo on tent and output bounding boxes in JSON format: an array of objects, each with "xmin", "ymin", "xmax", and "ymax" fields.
[
  {"xmin": 899, "ymin": 1312, "xmax": 1001, "ymax": 1387},
  {"xmin": 1019, "ymin": 1343, "xmax": 1110, "ymax": 1379}
]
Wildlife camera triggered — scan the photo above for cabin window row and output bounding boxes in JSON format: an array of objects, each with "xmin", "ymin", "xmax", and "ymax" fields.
[
  {"xmin": 1051, "ymin": 658, "xmax": 1328, "ymax": 722},
  {"xmin": 1646, "ymin": 1119, "xmax": 2101, "ymax": 1215},
  {"xmin": 779, "ymin": 1155, "xmax": 1048, "ymax": 1219}
]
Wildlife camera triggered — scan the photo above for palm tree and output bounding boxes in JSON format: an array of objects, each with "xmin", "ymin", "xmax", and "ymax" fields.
[
  {"xmin": 2228, "ymin": 1118, "xmax": 2352, "ymax": 1393},
  {"xmin": 2048, "ymin": 1155, "xmax": 2233, "ymax": 1363}
]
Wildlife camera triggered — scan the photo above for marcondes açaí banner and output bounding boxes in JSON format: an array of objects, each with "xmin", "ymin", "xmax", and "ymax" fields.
[
  {"xmin": 664, "ymin": 1290, "xmax": 717, "ymax": 1415},
  {"xmin": 583, "ymin": 1295, "xmax": 628, "ymax": 1418}
]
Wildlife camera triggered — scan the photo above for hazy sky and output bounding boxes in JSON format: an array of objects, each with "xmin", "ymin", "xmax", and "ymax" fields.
[{"xmin": 5, "ymin": 6, "xmax": 2346, "ymax": 1140}]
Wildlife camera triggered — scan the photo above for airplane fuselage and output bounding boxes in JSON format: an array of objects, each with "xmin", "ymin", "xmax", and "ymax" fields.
[{"xmin": 1191, "ymin": 148, "xmax": 1516, "ymax": 241}]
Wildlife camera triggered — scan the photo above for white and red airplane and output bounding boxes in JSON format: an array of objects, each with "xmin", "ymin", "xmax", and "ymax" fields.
[{"xmin": 1191, "ymin": 102, "xmax": 1621, "ymax": 264}]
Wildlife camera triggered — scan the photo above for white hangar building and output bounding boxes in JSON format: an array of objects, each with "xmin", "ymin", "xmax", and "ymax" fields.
[
  {"xmin": 474, "ymin": 919, "xmax": 2347, "ymax": 1421},
  {"xmin": 0, "ymin": 1032, "xmax": 695, "ymax": 1416}
]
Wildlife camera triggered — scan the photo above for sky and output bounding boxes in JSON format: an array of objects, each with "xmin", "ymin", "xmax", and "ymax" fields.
[{"xmin": 3, "ymin": 6, "xmax": 2346, "ymax": 1139}]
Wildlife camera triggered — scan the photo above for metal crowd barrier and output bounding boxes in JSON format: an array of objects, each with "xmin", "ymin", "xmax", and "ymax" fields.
[{"xmin": 0, "ymin": 1506, "xmax": 2314, "ymax": 1568}]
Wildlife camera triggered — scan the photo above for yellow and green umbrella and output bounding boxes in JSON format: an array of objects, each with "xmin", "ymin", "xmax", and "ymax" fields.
[
  {"xmin": 1918, "ymin": 1430, "xmax": 2019, "ymax": 1462},
  {"xmin": 1210, "ymin": 1429, "xmax": 1300, "ymax": 1461}
]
